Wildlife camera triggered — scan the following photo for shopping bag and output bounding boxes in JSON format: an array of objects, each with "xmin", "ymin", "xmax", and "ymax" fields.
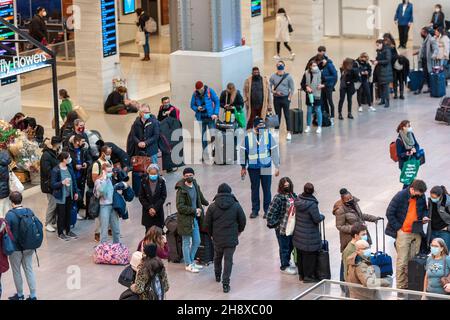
[
  {"xmin": 400, "ymin": 158, "xmax": 421, "ymax": 185},
  {"xmin": 9, "ymin": 171, "xmax": 24, "ymax": 193},
  {"xmin": 136, "ymin": 30, "xmax": 145, "ymax": 46},
  {"xmin": 234, "ymin": 107, "xmax": 246, "ymax": 129},
  {"xmin": 284, "ymin": 199, "xmax": 296, "ymax": 236},
  {"xmin": 265, "ymin": 113, "xmax": 279, "ymax": 128},
  {"xmin": 73, "ymin": 105, "xmax": 89, "ymax": 122}
]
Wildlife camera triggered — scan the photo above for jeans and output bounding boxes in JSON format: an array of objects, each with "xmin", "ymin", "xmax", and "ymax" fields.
[
  {"xmin": 45, "ymin": 194, "xmax": 57, "ymax": 226},
  {"xmin": 248, "ymin": 168, "xmax": 272, "ymax": 215},
  {"xmin": 200, "ymin": 120, "xmax": 216, "ymax": 153},
  {"xmin": 10, "ymin": 250, "xmax": 36, "ymax": 298},
  {"xmin": 395, "ymin": 230, "xmax": 421, "ymax": 289},
  {"xmin": 273, "ymin": 96, "xmax": 291, "ymax": 131},
  {"xmin": 357, "ymin": 81, "xmax": 372, "ymax": 106},
  {"xmin": 321, "ymin": 86, "xmax": 335, "ymax": 118},
  {"xmin": 151, "ymin": 154, "xmax": 158, "ymax": 166},
  {"xmin": 338, "ymin": 86, "xmax": 355, "ymax": 115},
  {"xmin": 398, "ymin": 25, "xmax": 410, "ymax": 47},
  {"xmin": 143, "ymin": 32, "xmax": 150, "ymax": 55},
  {"xmin": 431, "ymin": 230, "xmax": 450, "ymax": 249},
  {"xmin": 182, "ymin": 218, "xmax": 201, "ymax": 266},
  {"xmin": 56, "ymin": 197, "xmax": 72, "ymax": 236},
  {"xmin": 306, "ymin": 102, "xmax": 322, "ymax": 127},
  {"xmin": 275, "ymin": 229, "xmax": 294, "ymax": 269},
  {"xmin": 99, "ymin": 204, "xmax": 120, "ymax": 243},
  {"xmin": 214, "ymin": 246, "xmax": 236, "ymax": 285}
]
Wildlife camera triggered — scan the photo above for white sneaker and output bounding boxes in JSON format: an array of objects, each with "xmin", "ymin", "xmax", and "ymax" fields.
[
  {"xmin": 369, "ymin": 106, "xmax": 377, "ymax": 112},
  {"xmin": 330, "ymin": 118, "xmax": 335, "ymax": 126},
  {"xmin": 273, "ymin": 55, "xmax": 281, "ymax": 59},
  {"xmin": 193, "ymin": 262, "xmax": 204, "ymax": 270},
  {"xmin": 286, "ymin": 132, "xmax": 292, "ymax": 141},
  {"xmin": 77, "ymin": 214, "xmax": 84, "ymax": 220},
  {"xmin": 316, "ymin": 127, "xmax": 322, "ymax": 134},
  {"xmin": 304, "ymin": 126, "xmax": 311, "ymax": 133},
  {"xmin": 290, "ymin": 53, "xmax": 296, "ymax": 60},
  {"xmin": 281, "ymin": 267, "xmax": 298, "ymax": 275},
  {"xmin": 358, "ymin": 107, "xmax": 363, "ymax": 112},
  {"xmin": 46, "ymin": 225, "xmax": 56, "ymax": 233},
  {"xmin": 185, "ymin": 264, "xmax": 200, "ymax": 273}
]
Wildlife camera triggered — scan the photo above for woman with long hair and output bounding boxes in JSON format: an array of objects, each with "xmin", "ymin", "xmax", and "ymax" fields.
[
  {"xmin": 373, "ymin": 39, "xmax": 393, "ymax": 108},
  {"xmin": 274, "ymin": 8, "xmax": 295, "ymax": 60},
  {"xmin": 301, "ymin": 59, "xmax": 324, "ymax": 133},
  {"xmin": 219, "ymin": 82, "xmax": 245, "ymax": 125},
  {"xmin": 338, "ymin": 58, "xmax": 360, "ymax": 120},
  {"xmin": 137, "ymin": 226, "xmax": 169, "ymax": 260}
]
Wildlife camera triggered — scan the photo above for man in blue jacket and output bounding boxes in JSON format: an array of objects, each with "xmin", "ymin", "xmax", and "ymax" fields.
[
  {"xmin": 394, "ymin": 0, "xmax": 414, "ymax": 49},
  {"xmin": 190, "ymin": 81, "xmax": 220, "ymax": 159},
  {"xmin": 385, "ymin": 179, "xmax": 429, "ymax": 290}
]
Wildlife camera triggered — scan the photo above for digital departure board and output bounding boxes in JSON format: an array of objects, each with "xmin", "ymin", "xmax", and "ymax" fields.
[
  {"xmin": 0, "ymin": 0, "xmax": 17, "ymax": 85},
  {"xmin": 101, "ymin": 0, "xmax": 118, "ymax": 58}
]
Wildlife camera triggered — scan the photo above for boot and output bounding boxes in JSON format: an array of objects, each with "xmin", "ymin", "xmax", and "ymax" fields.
[{"xmin": 141, "ymin": 54, "xmax": 150, "ymax": 61}]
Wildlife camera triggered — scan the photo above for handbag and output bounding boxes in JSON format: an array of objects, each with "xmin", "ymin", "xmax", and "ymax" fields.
[
  {"xmin": 73, "ymin": 105, "xmax": 89, "ymax": 122},
  {"xmin": 284, "ymin": 199, "xmax": 296, "ymax": 236},
  {"xmin": 234, "ymin": 107, "xmax": 246, "ymax": 129},
  {"xmin": 394, "ymin": 59, "xmax": 404, "ymax": 71},
  {"xmin": 265, "ymin": 113, "xmax": 280, "ymax": 128},
  {"xmin": 9, "ymin": 171, "xmax": 24, "ymax": 194},
  {"xmin": 88, "ymin": 195, "xmax": 100, "ymax": 219},
  {"xmin": 400, "ymin": 157, "xmax": 421, "ymax": 185},
  {"xmin": 118, "ymin": 265, "xmax": 136, "ymax": 288},
  {"xmin": 136, "ymin": 30, "xmax": 145, "ymax": 46},
  {"xmin": 1, "ymin": 220, "xmax": 15, "ymax": 256},
  {"xmin": 131, "ymin": 155, "xmax": 152, "ymax": 173}
]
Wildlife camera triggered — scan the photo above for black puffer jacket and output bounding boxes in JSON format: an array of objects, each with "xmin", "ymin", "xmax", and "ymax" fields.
[
  {"xmin": 40, "ymin": 142, "xmax": 59, "ymax": 194},
  {"xmin": 293, "ymin": 194, "xmax": 325, "ymax": 252},
  {"xmin": 205, "ymin": 193, "xmax": 246, "ymax": 248},
  {"xmin": 375, "ymin": 46, "xmax": 393, "ymax": 85},
  {"xmin": 0, "ymin": 151, "xmax": 11, "ymax": 199}
]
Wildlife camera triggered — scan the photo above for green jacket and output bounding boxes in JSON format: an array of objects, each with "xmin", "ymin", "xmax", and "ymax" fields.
[
  {"xmin": 60, "ymin": 99, "xmax": 73, "ymax": 120},
  {"xmin": 175, "ymin": 179, "xmax": 209, "ymax": 236}
]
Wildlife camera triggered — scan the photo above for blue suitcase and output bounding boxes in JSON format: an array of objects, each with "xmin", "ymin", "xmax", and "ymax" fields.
[
  {"xmin": 370, "ymin": 218, "xmax": 393, "ymax": 278},
  {"xmin": 408, "ymin": 70, "xmax": 424, "ymax": 92},
  {"xmin": 430, "ymin": 70, "xmax": 446, "ymax": 98}
]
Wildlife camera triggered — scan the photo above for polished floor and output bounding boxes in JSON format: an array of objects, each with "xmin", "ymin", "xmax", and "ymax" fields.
[{"xmin": 3, "ymin": 28, "xmax": 450, "ymax": 300}]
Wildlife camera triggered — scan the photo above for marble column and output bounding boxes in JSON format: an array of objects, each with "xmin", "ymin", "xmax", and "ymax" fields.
[
  {"xmin": 241, "ymin": 0, "xmax": 264, "ymax": 63},
  {"xmin": 74, "ymin": 0, "xmax": 121, "ymax": 111},
  {"xmin": 0, "ymin": 80, "xmax": 21, "ymax": 121},
  {"xmin": 278, "ymin": 0, "xmax": 324, "ymax": 42}
]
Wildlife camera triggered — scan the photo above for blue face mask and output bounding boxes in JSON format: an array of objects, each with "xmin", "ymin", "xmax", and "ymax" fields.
[
  {"xmin": 363, "ymin": 249, "xmax": 371, "ymax": 258},
  {"xmin": 361, "ymin": 235, "xmax": 368, "ymax": 242},
  {"xmin": 106, "ymin": 173, "xmax": 113, "ymax": 179},
  {"xmin": 431, "ymin": 197, "xmax": 440, "ymax": 204},
  {"xmin": 149, "ymin": 175, "xmax": 158, "ymax": 181},
  {"xmin": 277, "ymin": 65, "xmax": 285, "ymax": 71},
  {"xmin": 143, "ymin": 113, "xmax": 151, "ymax": 120},
  {"xmin": 431, "ymin": 246, "xmax": 441, "ymax": 256}
]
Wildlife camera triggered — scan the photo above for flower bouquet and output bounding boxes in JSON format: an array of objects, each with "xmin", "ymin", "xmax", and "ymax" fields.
[
  {"xmin": 0, "ymin": 120, "xmax": 18, "ymax": 150},
  {"xmin": 8, "ymin": 132, "xmax": 42, "ymax": 184}
]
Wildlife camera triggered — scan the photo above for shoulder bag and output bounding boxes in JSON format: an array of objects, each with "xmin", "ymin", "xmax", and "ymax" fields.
[{"xmin": 9, "ymin": 171, "xmax": 24, "ymax": 194}]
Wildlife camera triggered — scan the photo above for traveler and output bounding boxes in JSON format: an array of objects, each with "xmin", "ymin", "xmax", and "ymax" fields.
[
  {"xmin": 23, "ymin": 117, "xmax": 44, "ymax": 146},
  {"xmin": 274, "ymin": 8, "xmax": 295, "ymax": 60},
  {"xmin": 266, "ymin": 177, "xmax": 297, "ymax": 275},
  {"xmin": 59, "ymin": 111, "xmax": 79, "ymax": 143},
  {"xmin": 139, "ymin": 164, "xmax": 167, "ymax": 232},
  {"xmin": 240, "ymin": 117, "xmax": 280, "ymax": 219},
  {"xmin": 137, "ymin": 226, "xmax": 169, "ymax": 260},
  {"xmin": 424, "ymin": 238, "xmax": 450, "ymax": 296},
  {"xmin": 429, "ymin": 186, "xmax": 450, "ymax": 248},
  {"xmin": 219, "ymin": 83, "xmax": 244, "ymax": 123},
  {"xmin": 373, "ymin": 39, "xmax": 393, "ymax": 109},
  {"xmin": 385, "ymin": 179, "xmax": 429, "ymax": 290},
  {"xmin": 243, "ymin": 67, "xmax": 272, "ymax": 130},
  {"xmin": 190, "ymin": 81, "xmax": 220, "ymax": 155},
  {"xmin": 293, "ymin": 183, "xmax": 325, "ymax": 283},
  {"xmin": 395, "ymin": 120, "xmax": 423, "ymax": 176},
  {"xmin": 51, "ymin": 152, "xmax": 79, "ymax": 241},
  {"xmin": 338, "ymin": 58, "xmax": 359, "ymax": 120},
  {"xmin": 205, "ymin": 183, "xmax": 246, "ymax": 293},
  {"xmin": 0, "ymin": 150, "xmax": 11, "ymax": 218},
  {"xmin": 136, "ymin": 8, "xmax": 151, "ymax": 61},
  {"xmin": 430, "ymin": 4, "xmax": 445, "ymax": 30},
  {"xmin": 40, "ymin": 136, "xmax": 62, "ymax": 232},
  {"xmin": 270, "ymin": 61, "xmax": 295, "ymax": 140},
  {"xmin": 157, "ymin": 97, "xmax": 179, "ymax": 122},
  {"xmin": 29, "ymin": 7, "xmax": 48, "ymax": 44},
  {"xmin": 0, "ymin": 218, "xmax": 8, "ymax": 299},
  {"xmin": 65, "ymin": 119, "xmax": 90, "ymax": 149},
  {"xmin": 5, "ymin": 192, "xmax": 40, "ymax": 300},
  {"xmin": 342, "ymin": 223, "xmax": 369, "ymax": 281},
  {"xmin": 395, "ymin": 0, "xmax": 414, "ymax": 49},
  {"xmin": 316, "ymin": 48, "xmax": 338, "ymax": 124},
  {"xmin": 301, "ymin": 59, "xmax": 324, "ymax": 134},
  {"xmin": 333, "ymin": 188, "xmax": 381, "ymax": 282},
  {"xmin": 96, "ymin": 140, "xmax": 130, "ymax": 172},
  {"xmin": 104, "ymin": 86, "xmax": 139, "ymax": 115},
  {"xmin": 414, "ymin": 27, "xmax": 439, "ymax": 95},
  {"xmin": 95, "ymin": 162, "xmax": 120, "ymax": 244},
  {"xmin": 59, "ymin": 89, "xmax": 73, "ymax": 121},
  {"xmin": 392, "ymin": 55, "xmax": 410, "ymax": 100},
  {"xmin": 355, "ymin": 53, "xmax": 375, "ymax": 112},
  {"xmin": 346, "ymin": 240, "xmax": 391, "ymax": 300},
  {"xmin": 175, "ymin": 167, "xmax": 209, "ymax": 273},
  {"xmin": 434, "ymin": 27, "xmax": 450, "ymax": 67},
  {"xmin": 130, "ymin": 244, "xmax": 170, "ymax": 300}
]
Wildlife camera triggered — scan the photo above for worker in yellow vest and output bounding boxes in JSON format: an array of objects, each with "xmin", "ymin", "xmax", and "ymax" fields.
[{"xmin": 240, "ymin": 117, "xmax": 280, "ymax": 219}]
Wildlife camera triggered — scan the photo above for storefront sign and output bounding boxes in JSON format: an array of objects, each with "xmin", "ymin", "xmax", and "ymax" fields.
[
  {"xmin": 0, "ymin": 53, "xmax": 50, "ymax": 79},
  {"xmin": 251, "ymin": 0, "xmax": 262, "ymax": 17},
  {"xmin": 101, "ymin": 0, "xmax": 118, "ymax": 58}
]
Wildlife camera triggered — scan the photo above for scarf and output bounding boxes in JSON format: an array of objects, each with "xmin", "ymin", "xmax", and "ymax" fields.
[{"xmin": 399, "ymin": 131, "xmax": 415, "ymax": 150}]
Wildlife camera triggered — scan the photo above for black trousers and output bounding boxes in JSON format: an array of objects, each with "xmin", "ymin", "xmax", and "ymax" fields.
[
  {"xmin": 338, "ymin": 87, "xmax": 355, "ymax": 114},
  {"xmin": 56, "ymin": 197, "xmax": 73, "ymax": 236},
  {"xmin": 418, "ymin": 61, "xmax": 431, "ymax": 91},
  {"xmin": 357, "ymin": 81, "xmax": 372, "ymax": 106},
  {"xmin": 393, "ymin": 71, "xmax": 405, "ymax": 97},
  {"xmin": 274, "ymin": 96, "xmax": 291, "ymax": 131},
  {"xmin": 75, "ymin": 175, "xmax": 86, "ymax": 208},
  {"xmin": 379, "ymin": 83, "xmax": 390, "ymax": 106},
  {"xmin": 321, "ymin": 86, "xmax": 335, "ymax": 118},
  {"xmin": 276, "ymin": 42, "xmax": 292, "ymax": 55},
  {"xmin": 398, "ymin": 25, "xmax": 410, "ymax": 47},
  {"xmin": 214, "ymin": 246, "xmax": 236, "ymax": 286},
  {"xmin": 296, "ymin": 248, "xmax": 319, "ymax": 280}
]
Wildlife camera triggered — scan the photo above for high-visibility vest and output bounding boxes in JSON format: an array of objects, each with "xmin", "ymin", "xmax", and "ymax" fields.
[{"xmin": 247, "ymin": 130, "xmax": 271, "ymax": 165}]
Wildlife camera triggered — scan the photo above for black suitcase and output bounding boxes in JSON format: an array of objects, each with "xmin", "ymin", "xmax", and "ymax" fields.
[
  {"xmin": 408, "ymin": 254, "xmax": 427, "ymax": 293},
  {"xmin": 290, "ymin": 89, "xmax": 304, "ymax": 134},
  {"xmin": 214, "ymin": 128, "xmax": 237, "ymax": 165},
  {"xmin": 435, "ymin": 106, "xmax": 450, "ymax": 125},
  {"xmin": 164, "ymin": 203, "xmax": 183, "ymax": 263},
  {"xmin": 316, "ymin": 219, "xmax": 331, "ymax": 280},
  {"xmin": 195, "ymin": 232, "xmax": 215, "ymax": 266},
  {"xmin": 313, "ymin": 110, "xmax": 332, "ymax": 127}
]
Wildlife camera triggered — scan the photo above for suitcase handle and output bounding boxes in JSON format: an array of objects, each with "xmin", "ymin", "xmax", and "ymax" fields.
[
  {"xmin": 297, "ymin": 89, "xmax": 303, "ymax": 111},
  {"xmin": 374, "ymin": 217, "xmax": 386, "ymax": 253},
  {"xmin": 320, "ymin": 216, "xmax": 326, "ymax": 242}
]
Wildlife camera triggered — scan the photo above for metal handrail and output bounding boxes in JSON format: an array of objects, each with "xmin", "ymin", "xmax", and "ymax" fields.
[{"xmin": 292, "ymin": 280, "xmax": 450, "ymax": 300}]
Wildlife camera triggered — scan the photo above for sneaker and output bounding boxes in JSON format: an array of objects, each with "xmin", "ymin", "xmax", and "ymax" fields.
[
  {"xmin": 330, "ymin": 118, "xmax": 335, "ymax": 126},
  {"xmin": 193, "ymin": 262, "xmax": 204, "ymax": 270},
  {"xmin": 77, "ymin": 214, "xmax": 84, "ymax": 220},
  {"xmin": 348, "ymin": 114, "xmax": 354, "ymax": 119},
  {"xmin": 358, "ymin": 107, "xmax": 363, "ymax": 112},
  {"xmin": 273, "ymin": 55, "xmax": 281, "ymax": 59},
  {"xmin": 399, "ymin": 95, "xmax": 405, "ymax": 100},
  {"xmin": 304, "ymin": 126, "xmax": 311, "ymax": 133},
  {"xmin": 369, "ymin": 106, "xmax": 376, "ymax": 112},
  {"xmin": 223, "ymin": 284, "xmax": 230, "ymax": 293},
  {"xmin": 26, "ymin": 296, "xmax": 37, "ymax": 301},
  {"xmin": 94, "ymin": 233, "xmax": 100, "ymax": 243},
  {"xmin": 66, "ymin": 231, "xmax": 78, "ymax": 239},
  {"xmin": 316, "ymin": 127, "xmax": 322, "ymax": 134},
  {"xmin": 8, "ymin": 294, "xmax": 24, "ymax": 300},
  {"xmin": 290, "ymin": 53, "xmax": 296, "ymax": 60},
  {"xmin": 58, "ymin": 234, "xmax": 70, "ymax": 241},
  {"xmin": 250, "ymin": 212, "xmax": 259, "ymax": 219},
  {"xmin": 286, "ymin": 132, "xmax": 292, "ymax": 141},
  {"xmin": 281, "ymin": 267, "xmax": 297, "ymax": 275},
  {"xmin": 185, "ymin": 264, "xmax": 200, "ymax": 273},
  {"xmin": 46, "ymin": 225, "xmax": 56, "ymax": 233}
]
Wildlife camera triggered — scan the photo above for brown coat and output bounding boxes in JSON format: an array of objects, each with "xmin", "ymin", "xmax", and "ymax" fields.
[
  {"xmin": 346, "ymin": 252, "xmax": 391, "ymax": 300},
  {"xmin": 243, "ymin": 75, "xmax": 271, "ymax": 122},
  {"xmin": 333, "ymin": 198, "xmax": 379, "ymax": 252}
]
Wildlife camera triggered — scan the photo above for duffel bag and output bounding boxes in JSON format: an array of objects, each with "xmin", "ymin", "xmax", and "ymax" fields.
[{"xmin": 94, "ymin": 242, "xmax": 130, "ymax": 265}]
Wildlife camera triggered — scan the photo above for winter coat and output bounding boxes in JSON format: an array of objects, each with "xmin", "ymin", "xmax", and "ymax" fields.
[
  {"xmin": 437, "ymin": 35, "xmax": 450, "ymax": 60},
  {"xmin": 67, "ymin": 143, "xmax": 92, "ymax": 180},
  {"xmin": 355, "ymin": 59, "xmax": 372, "ymax": 82},
  {"xmin": 419, "ymin": 34, "xmax": 439, "ymax": 72},
  {"xmin": 333, "ymin": 198, "xmax": 378, "ymax": 252},
  {"xmin": 50, "ymin": 165, "xmax": 79, "ymax": 202},
  {"xmin": 190, "ymin": 86, "xmax": 220, "ymax": 122},
  {"xmin": 133, "ymin": 264, "xmax": 169, "ymax": 300},
  {"xmin": 158, "ymin": 117, "xmax": 184, "ymax": 171},
  {"xmin": 375, "ymin": 47, "xmax": 393, "ymax": 85},
  {"xmin": 293, "ymin": 195, "xmax": 325, "ymax": 252},
  {"xmin": 243, "ymin": 75, "xmax": 271, "ymax": 121},
  {"xmin": 0, "ymin": 151, "xmax": 11, "ymax": 200},
  {"xmin": 395, "ymin": 132, "xmax": 421, "ymax": 170},
  {"xmin": 394, "ymin": 3, "xmax": 414, "ymax": 26},
  {"xmin": 339, "ymin": 65, "xmax": 360, "ymax": 92},
  {"xmin": 139, "ymin": 175, "xmax": 167, "ymax": 229},
  {"xmin": 0, "ymin": 219, "xmax": 9, "ymax": 273},
  {"xmin": 385, "ymin": 188, "xmax": 428, "ymax": 239},
  {"xmin": 205, "ymin": 193, "xmax": 246, "ymax": 248},
  {"xmin": 126, "ymin": 116, "xmax": 160, "ymax": 157},
  {"xmin": 175, "ymin": 179, "xmax": 209, "ymax": 236},
  {"xmin": 157, "ymin": 105, "xmax": 179, "ymax": 122},
  {"xmin": 275, "ymin": 14, "xmax": 291, "ymax": 42},
  {"xmin": 104, "ymin": 91, "xmax": 125, "ymax": 112},
  {"xmin": 431, "ymin": 11, "xmax": 445, "ymax": 30},
  {"xmin": 29, "ymin": 14, "xmax": 47, "ymax": 42},
  {"xmin": 321, "ymin": 58, "xmax": 338, "ymax": 88},
  {"xmin": 40, "ymin": 141, "xmax": 59, "ymax": 194}
]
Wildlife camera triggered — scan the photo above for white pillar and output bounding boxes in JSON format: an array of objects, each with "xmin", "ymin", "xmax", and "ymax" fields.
[
  {"xmin": 74, "ymin": 0, "xmax": 121, "ymax": 111},
  {"xmin": 241, "ymin": 1, "xmax": 264, "ymax": 63},
  {"xmin": 0, "ymin": 80, "xmax": 21, "ymax": 121}
]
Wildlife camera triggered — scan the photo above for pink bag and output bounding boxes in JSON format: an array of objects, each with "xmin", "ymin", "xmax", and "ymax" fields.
[{"xmin": 93, "ymin": 243, "xmax": 130, "ymax": 265}]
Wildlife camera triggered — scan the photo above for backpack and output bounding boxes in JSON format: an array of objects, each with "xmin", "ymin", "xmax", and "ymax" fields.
[
  {"xmin": 144, "ymin": 17, "xmax": 157, "ymax": 33},
  {"xmin": 13, "ymin": 208, "xmax": 43, "ymax": 251},
  {"xmin": 147, "ymin": 273, "xmax": 165, "ymax": 300},
  {"xmin": 390, "ymin": 141, "xmax": 399, "ymax": 162},
  {"xmin": 87, "ymin": 160, "xmax": 102, "ymax": 189}
]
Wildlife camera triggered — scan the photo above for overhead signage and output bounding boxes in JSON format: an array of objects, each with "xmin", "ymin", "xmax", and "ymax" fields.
[
  {"xmin": 251, "ymin": 0, "xmax": 262, "ymax": 17},
  {"xmin": 101, "ymin": 0, "xmax": 118, "ymax": 58},
  {"xmin": 0, "ymin": 0, "xmax": 17, "ymax": 85},
  {"xmin": 123, "ymin": 0, "xmax": 136, "ymax": 15},
  {"xmin": 0, "ymin": 53, "xmax": 50, "ymax": 79}
]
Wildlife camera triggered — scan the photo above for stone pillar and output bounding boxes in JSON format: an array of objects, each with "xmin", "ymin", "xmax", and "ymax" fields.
[
  {"xmin": 74, "ymin": 0, "xmax": 121, "ymax": 111},
  {"xmin": 278, "ymin": 0, "xmax": 324, "ymax": 42},
  {"xmin": 241, "ymin": 0, "xmax": 264, "ymax": 63},
  {"xmin": 0, "ymin": 80, "xmax": 21, "ymax": 121}
]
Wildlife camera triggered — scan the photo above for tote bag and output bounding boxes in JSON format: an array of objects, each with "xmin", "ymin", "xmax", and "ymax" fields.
[
  {"xmin": 9, "ymin": 171, "xmax": 24, "ymax": 194},
  {"xmin": 285, "ymin": 199, "xmax": 296, "ymax": 236},
  {"xmin": 234, "ymin": 107, "xmax": 246, "ymax": 129},
  {"xmin": 400, "ymin": 158, "xmax": 421, "ymax": 185}
]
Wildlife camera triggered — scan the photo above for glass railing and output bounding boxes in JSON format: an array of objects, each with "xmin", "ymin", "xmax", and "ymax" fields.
[{"xmin": 293, "ymin": 280, "xmax": 450, "ymax": 301}]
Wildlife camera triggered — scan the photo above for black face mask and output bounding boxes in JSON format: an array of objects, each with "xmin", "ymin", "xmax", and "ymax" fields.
[
  {"xmin": 345, "ymin": 200, "xmax": 355, "ymax": 207},
  {"xmin": 185, "ymin": 177, "xmax": 194, "ymax": 184},
  {"xmin": 252, "ymin": 74, "xmax": 261, "ymax": 79},
  {"xmin": 283, "ymin": 187, "xmax": 290, "ymax": 193}
]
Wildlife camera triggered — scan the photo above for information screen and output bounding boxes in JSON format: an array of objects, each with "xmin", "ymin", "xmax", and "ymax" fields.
[
  {"xmin": 251, "ymin": 0, "xmax": 262, "ymax": 17},
  {"xmin": 0, "ymin": 0, "xmax": 17, "ymax": 85},
  {"xmin": 123, "ymin": 0, "xmax": 135, "ymax": 15},
  {"xmin": 101, "ymin": 0, "xmax": 118, "ymax": 58}
]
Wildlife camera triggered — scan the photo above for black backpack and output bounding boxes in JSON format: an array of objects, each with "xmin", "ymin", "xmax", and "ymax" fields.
[
  {"xmin": 86, "ymin": 160, "xmax": 101, "ymax": 189},
  {"xmin": 13, "ymin": 208, "xmax": 43, "ymax": 251}
]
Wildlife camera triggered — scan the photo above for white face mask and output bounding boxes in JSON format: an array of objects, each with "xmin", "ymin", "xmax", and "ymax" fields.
[{"xmin": 42, "ymin": 11, "xmax": 47, "ymax": 17}]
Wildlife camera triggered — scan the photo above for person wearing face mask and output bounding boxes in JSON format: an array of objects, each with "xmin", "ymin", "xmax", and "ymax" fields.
[
  {"xmin": 424, "ymin": 238, "xmax": 450, "ymax": 296},
  {"xmin": 96, "ymin": 140, "xmax": 130, "ymax": 173},
  {"xmin": 266, "ymin": 177, "xmax": 298, "ymax": 275},
  {"xmin": 346, "ymin": 240, "xmax": 392, "ymax": 300},
  {"xmin": 219, "ymin": 83, "xmax": 245, "ymax": 125},
  {"xmin": 274, "ymin": 8, "xmax": 295, "ymax": 60},
  {"xmin": 333, "ymin": 188, "xmax": 381, "ymax": 283},
  {"xmin": 139, "ymin": 164, "xmax": 167, "ymax": 233},
  {"xmin": 175, "ymin": 168, "xmax": 209, "ymax": 273},
  {"xmin": 342, "ymin": 223, "xmax": 369, "ymax": 281},
  {"xmin": 29, "ymin": 7, "xmax": 48, "ymax": 45},
  {"xmin": 413, "ymin": 27, "xmax": 439, "ymax": 95},
  {"xmin": 104, "ymin": 86, "xmax": 139, "ymax": 115},
  {"xmin": 430, "ymin": 4, "xmax": 445, "ymax": 30},
  {"xmin": 372, "ymin": 39, "xmax": 393, "ymax": 109},
  {"xmin": 434, "ymin": 27, "xmax": 450, "ymax": 68},
  {"xmin": 66, "ymin": 119, "xmax": 90, "ymax": 151},
  {"xmin": 157, "ymin": 97, "xmax": 179, "ymax": 122},
  {"xmin": 51, "ymin": 152, "xmax": 79, "ymax": 241},
  {"xmin": 386, "ymin": 179, "xmax": 430, "ymax": 290},
  {"xmin": 394, "ymin": 0, "xmax": 414, "ymax": 49},
  {"xmin": 94, "ymin": 163, "xmax": 121, "ymax": 244},
  {"xmin": 429, "ymin": 186, "xmax": 450, "ymax": 248},
  {"xmin": 240, "ymin": 117, "xmax": 280, "ymax": 219},
  {"xmin": 301, "ymin": 60, "xmax": 325, "ymax": 134},
  {"xmin": 40, "ymin": 137, "xmax": 62, "ymax": 232},
  {"xmin": 356, "ymin": 53, "xmax": 376, "ymax": 112},
  {"xmin": 244, "ymin": 67, "xmax": 272, "ymax": 130}
]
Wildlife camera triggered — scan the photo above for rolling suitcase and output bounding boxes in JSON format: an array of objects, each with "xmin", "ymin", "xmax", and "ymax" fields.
[
  {"xmin": 289, "ymin": 89, "xmax": 304, "ymax": 134},
  {"xmin": 195, "ymin": 232, "xmax": 215, "ymax": 266},
  {"xmin": 214, "ymin": 128, "xmax": 237, "ymax": 165},
  {"xmin": 435, "ymin": 97, "xmax": 450, "ymax": 124},
  {"xmin": 370, "ymin": 218, "xmax": 393, "ymax": 278},
  {"xmin": 430, "ymin": 65, "xmax": 446, "ymax": 98},
  {"xmin": 408, "ymin": 56, "xmax": 424, "ymax": 92},
  {"xmin": 408, "ymin": 254, "xmax": 428, "ymax": 293},
  {"xmin": 164, "ymin": 203, "xmax": 183, "ymax": 263},
  {"xmin": 316, "ymin": 219, "xmax": 331, "ymax": 280}
]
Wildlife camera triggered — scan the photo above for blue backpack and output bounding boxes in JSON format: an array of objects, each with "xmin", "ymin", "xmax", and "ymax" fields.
[{"xmin": 13, "ymin": 208, "xmax": 44, "ymax": 251}]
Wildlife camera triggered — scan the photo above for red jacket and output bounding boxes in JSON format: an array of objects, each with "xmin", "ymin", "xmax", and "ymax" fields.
[{"xmin": 0, "ymin": 219, "xmax": 10, "ymax": 274}]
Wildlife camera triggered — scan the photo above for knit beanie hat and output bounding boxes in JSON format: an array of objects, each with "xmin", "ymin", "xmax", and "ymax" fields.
[
  {"xmin": 195, "ymin": 81, "xmax": 204, "ymax": 90},
  {"xmin": 217, "ymin": 183, "xmax": 232, "ymax": 194}
]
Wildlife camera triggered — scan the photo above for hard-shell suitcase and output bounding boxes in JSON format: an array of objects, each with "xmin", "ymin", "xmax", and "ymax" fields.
[
  {"xmin": 408, "ymin": 254, "xmax": 428, "ymax": 293},
  {"xmin": 370, "ymin": 218, "xmax": 393, "ymax": 278},
  {"xmin": 290, "ymin": 89, "xmax": 304, "ymax": 134},
  {"xmin": 317, "ymin": 219, "xmax": 331, "ymax": 280},
  {"xmin": 408, "ymin": 56, "xmax": 424, "ymax": 92},
  {"xmin": 214, "ymin": 129, "xmax": 237, "ymax": 165},
  {"xmin": 430, "ymin": 69, "xmax": 446, "ymax": 98},
  {"xmin": 164, "ymin": 203, "xmax": 183, "ymax": 263},
  {"xmin": 195, "ymin": 232, "xmax": 214, "ymax": 266}
]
